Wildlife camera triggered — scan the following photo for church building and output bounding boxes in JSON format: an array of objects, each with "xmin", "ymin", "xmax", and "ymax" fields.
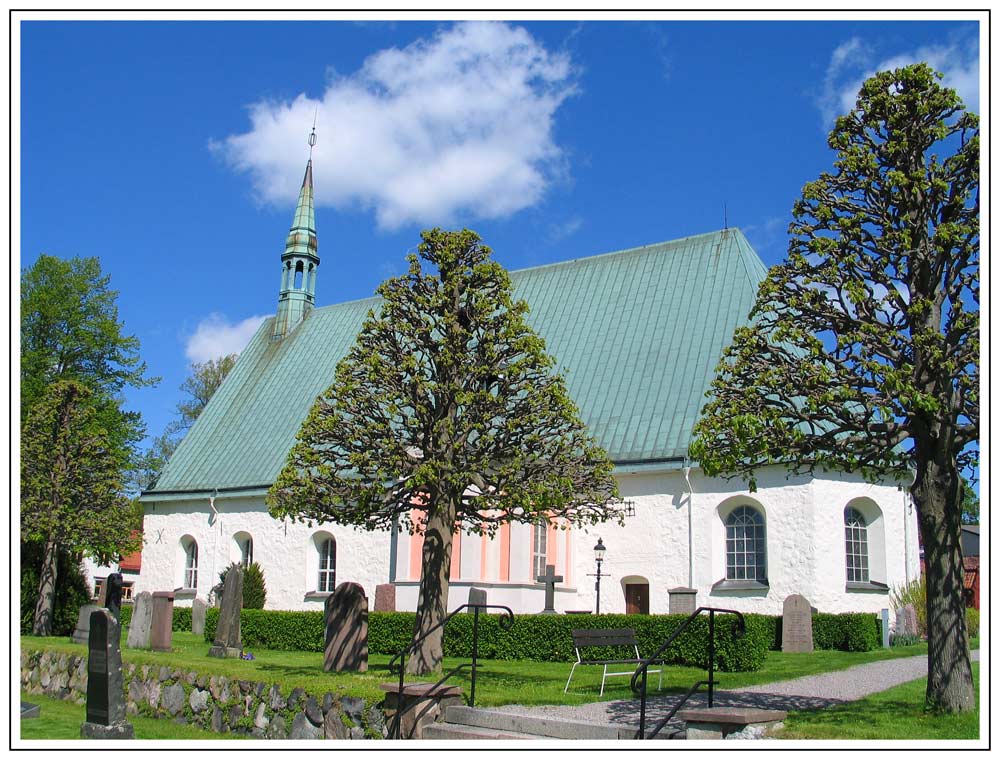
[{"xmin": 136, "ymin": 146, "xmax": 921, "ymax": 617}]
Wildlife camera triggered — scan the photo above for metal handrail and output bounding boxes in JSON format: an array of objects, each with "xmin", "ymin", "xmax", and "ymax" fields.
[
  {"xmin": 388, "ymin": 603, "xmax": 514, "ymax": 738},
  {"xmin": 630, "ymin": 606, "xmax": 745, "ymax": 739}
]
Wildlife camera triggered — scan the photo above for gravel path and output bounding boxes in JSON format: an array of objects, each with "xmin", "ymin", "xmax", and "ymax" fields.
[{"xmin": 492, "ymin": 650, "xmax": 980, "ymax": 733}]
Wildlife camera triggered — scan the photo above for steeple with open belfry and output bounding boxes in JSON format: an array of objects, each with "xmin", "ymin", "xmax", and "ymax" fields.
[{"xmin": 272, "ymin": 127, "xmax": 319, "ymax": 340}]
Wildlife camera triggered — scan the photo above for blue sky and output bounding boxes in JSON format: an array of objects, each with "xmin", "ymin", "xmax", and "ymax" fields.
[{"xmin": 18, "ymin": 16, "xmax": 981, "ymax": 451}]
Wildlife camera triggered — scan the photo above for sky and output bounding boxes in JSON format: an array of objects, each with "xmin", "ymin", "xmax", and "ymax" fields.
[{"xmin": 17, "ymin": 13, "xmax": 983, "ymax": 454}]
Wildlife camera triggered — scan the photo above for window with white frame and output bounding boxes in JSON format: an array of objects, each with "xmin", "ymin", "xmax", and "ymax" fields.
[
  {"xmin": 241, "ymin": 536, "xmax": 254, "ymax": 567},
  {"xmin": 184, "ymin": 539, "xmax": 199, "ymax": 589},
  {"xmin": 318, "ymin": 537, "xmax": 336, "ymax": 593},
  {"xmin": 844, "ymin": 507, "xmax": 870, "ymax": 583},
  {"xmin": 532, "ymin": 522, "xmax": 548, "ymax": 579},
  {"xmin": 725, "ymin": 506, "xmax": 767, "ymax": 582}
]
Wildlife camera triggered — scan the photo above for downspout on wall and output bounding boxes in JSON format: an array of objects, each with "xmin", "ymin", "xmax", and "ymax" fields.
[{"xmin": 684, "ymin": 462, "xmax": 695, "ymax": 588}]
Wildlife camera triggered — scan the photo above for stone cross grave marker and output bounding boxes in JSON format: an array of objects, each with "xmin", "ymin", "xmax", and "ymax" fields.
[
  {"xmin": 781, "ymin": 594, "xmax": 814, "ymax": 653},
  {"xmin": 324, "ymin": 582, "xmax": 368, "ymax": 672},
  {"xmin": 192, "ymin": 597, "xmax": 207, "ymax": 636},
  {"xmin": 80, "ymin": 608, "xmax": 134, "ymax": 739},
  {"xmin": 374, "ymin": 583, "xmax": 396, "ymax": 612},
  {"xmin": 536, "ymin": 564, "xmax": 563, "ymax": 615},
  {"xmin": 467, "ymin": 586, "xmax": 487, "ymax": 611},
  {"xmin": 209, "ymin": 565, "xmax": 243, "ymax": 658},
  {"xmin": 126, "ymin": 591, "xmax": 153, "ymax": 649},
  {"xmin": 150, "ymin": 591, "xmax": 175, "ymax": 652}
]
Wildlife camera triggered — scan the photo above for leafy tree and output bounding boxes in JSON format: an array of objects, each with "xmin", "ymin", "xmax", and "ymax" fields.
[
  {"xmin": 21, "ymin": 381, "xmax": 140, "ymax": 635},
  {"xmin": 960, "ymin": 481, "xmax": 979, "ymax": 525},
  {"xmin": 268, "ymin": 228, "xmax": 622, "ymax": 673},
  {"xmin": 690, "ymin": 65, "xmax": 978, "ymax": 712},
  {"xmin": 19, "ymin": 541, "xmax": 91, "ymax": 636}
]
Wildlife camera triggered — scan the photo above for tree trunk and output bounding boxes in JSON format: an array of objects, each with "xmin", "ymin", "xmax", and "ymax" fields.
[
  {"xmin": 913, "ymin": 455, "xmax": 975, "ymax": 712},
  {"xmin": 406, "ymin": 499, "xmax": 455, "ymax": 675},
  {"xmin": 32, "ymin": 539, "xmax": 60, "ymax": 636}
]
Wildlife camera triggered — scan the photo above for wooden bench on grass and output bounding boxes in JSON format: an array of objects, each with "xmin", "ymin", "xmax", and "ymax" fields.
[{"xmin": 564, "ymin": 628, "xmax": 662, "ymax": 696}]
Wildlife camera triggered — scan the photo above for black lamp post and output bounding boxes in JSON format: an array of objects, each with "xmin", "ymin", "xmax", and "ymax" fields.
[{"xmin": 593, "ymin": 537, "xmax": 606, "ymax": 614}]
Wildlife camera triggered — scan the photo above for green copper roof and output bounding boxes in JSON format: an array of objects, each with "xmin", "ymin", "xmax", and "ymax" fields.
[
  {"xmin": 284, "ymin": 160, "xmax": 317, "ymax": 259},
  {"xmin": 147, "ymin": 228, "xmax": 768, "ymax": 496}
]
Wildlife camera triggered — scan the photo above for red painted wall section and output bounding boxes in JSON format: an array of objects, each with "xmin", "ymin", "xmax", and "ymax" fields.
[
  {"xmin": 450, "ymin": 525, "xmax": 463, "ymax": 580},
  {"xmin": 408, "ymin": 509, "xmax": 425, "ymax": 581},
  {"xmin": 499, "ymin": 523, "xmax": 511, "ymax": 581}
]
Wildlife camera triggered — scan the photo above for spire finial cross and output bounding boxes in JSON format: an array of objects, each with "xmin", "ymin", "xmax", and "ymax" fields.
[{"xmin": 308, "ymin": 107, "xmax": 318, "ymax": 158}]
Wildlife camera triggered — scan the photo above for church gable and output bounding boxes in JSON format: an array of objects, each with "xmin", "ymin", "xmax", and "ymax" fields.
[{"xmin": 146, "ymin": 228, "xmax": 767, "ymax": 498}]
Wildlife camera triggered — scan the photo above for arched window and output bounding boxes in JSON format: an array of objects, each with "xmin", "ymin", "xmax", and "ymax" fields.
[
  {"xmin": 318, "ymin": 537, "xmax": 336, "ymax": 593},
  {"xmin": 183, "ymin": 538, "xmax": 199, "ymax": 589},
  {"xmin": 241, "ymin": 536, "xmax": 253, "ymax": 567},
  {"xmin": 294, "ymin": 261, "xmax": 304, "ymax": 289},
  {"xmin": 844, "ymin": 507, "xmax": 869, "ymax": 583},
  {"xmin": 532, "ymin": 522, "xmax": 548, "ymax": 579},
  {"xmin": 725, "ymin": 506, "xmax": 766, "ymax": 582}
]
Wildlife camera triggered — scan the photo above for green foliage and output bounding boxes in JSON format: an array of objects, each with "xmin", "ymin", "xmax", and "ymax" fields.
[
  {"xmin": 891, "ymin": 633, "xmax": 922, "ymax": 648},
  {"xmin": 21, "ymin": 381, "xmax": 139, "ymax": 560},
  {"xmin": 961, "ymin": 480, "xmax": 979, "ymax": 525},
  {"xmin": 890, "ymin": 578, "xmax": 928, "ymax": 637},
  {"xmin": 19, "ymin": 543, "xmax": 90, "ymax": 636},
  {"xmin": 965, "ymin": 607, "xmax": 979, "ymax": 638},
  {"xmin": 242, "ymin": 563, "xmax": 267, "ymax": 610},
  {"xmin": 810, "ymin": 613, "xmax": 881, "ymax": 652}
]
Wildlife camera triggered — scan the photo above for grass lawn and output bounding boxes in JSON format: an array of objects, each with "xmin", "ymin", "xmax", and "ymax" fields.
[
  {"xmin": 19, "ymin": 690, "xmax": 248, "ymax": 741},
  {"xmin": 20, "ymin": 631, "xmax": 950, "ymax": 708},
  {"xmin": 779, "ymin": 663, "xmax": 980, "ymax": 740}
]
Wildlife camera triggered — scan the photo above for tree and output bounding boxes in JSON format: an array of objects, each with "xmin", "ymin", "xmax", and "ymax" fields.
[
  {"xmin": 268, "ymin": 228, "xmax": 622, "ymax": 673},
  {"xmin": 690, "ymin": 64, "xmax": 978, "ymax": 712},
  {"xmin": 960, "ymin": 481, "xmax": 979, "ymax": 525},
  {"xmin": 21, "ymin": 381, "xmax": 140, "ymax": 635}
]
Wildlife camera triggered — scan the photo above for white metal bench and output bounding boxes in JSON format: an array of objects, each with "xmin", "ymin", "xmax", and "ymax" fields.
[{"xmin": 564, "ymin": 628, "xmax": 662, "ymax": 696}]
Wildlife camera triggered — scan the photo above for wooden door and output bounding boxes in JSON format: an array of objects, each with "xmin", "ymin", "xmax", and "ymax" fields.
[{"xmin": 625, "ymin": 583, "xmax": 649, "ymax": 615}]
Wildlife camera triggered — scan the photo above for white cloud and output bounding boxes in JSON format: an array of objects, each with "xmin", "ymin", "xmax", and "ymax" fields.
[
  {"xmin": 185, "ymin": 313, "xmax": 269, "ymax": 363},
  {"xmin": 214, "ymin": 22, "xmax": 578, "ymax": 230},
  {"xmin": 818, "ymin": 34, "xmax": 980, "ymax": 126}
]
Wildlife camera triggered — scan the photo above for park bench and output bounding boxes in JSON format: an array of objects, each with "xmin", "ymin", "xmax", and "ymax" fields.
[{"xmin": 564, "ymin": 628, "xmax": 662, "ymax": 696}]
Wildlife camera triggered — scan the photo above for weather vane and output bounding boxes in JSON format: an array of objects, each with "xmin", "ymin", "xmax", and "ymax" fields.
[{"xmin": 308, "ymin": 107, "xmax": 318, "ymax": 158}]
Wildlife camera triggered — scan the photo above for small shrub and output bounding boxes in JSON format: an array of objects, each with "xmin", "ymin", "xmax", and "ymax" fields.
[
  {"xmin": 811, "ymin": 612, "xmax": 880, "ymax": 652},
  {"xmin": 243, "ymin": 562, "xmax": 267, "ymax": 609},
  {"xmin": 966, "ymin": 607, "xmax": 979, "ymax": 638},
  {"xmin": 890, "ymin": 633, "xmax": 921, "ymax": 647}
]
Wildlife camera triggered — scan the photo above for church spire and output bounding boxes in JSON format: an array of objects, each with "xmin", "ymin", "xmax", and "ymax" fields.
[{"xmin": 273, "ymin": 127, "xmax": 320, "ymax": 340}]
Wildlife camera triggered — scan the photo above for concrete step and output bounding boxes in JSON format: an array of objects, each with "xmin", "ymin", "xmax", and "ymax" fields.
[
  {"xmin": 443, "ymin": 705, "xmax": 641, "ymax": 740},
  {"xmin": 422, "ymin": 722, "xmax": 539, "ymax": 740}
]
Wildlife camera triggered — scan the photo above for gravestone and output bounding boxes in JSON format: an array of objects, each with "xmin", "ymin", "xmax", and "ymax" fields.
[
  {"xmin": 781, "ymin": 594, "xmax": 814, "ymax": 653},
  {"xmin": 71, "ymin": 604, "xmax": 101, "ymax": 645},
  {"xmin": 192, "ymin": 597, "xmax": 208, "ymax": 636},
  {"xmin": 324, "ymin": 582, "xmax": 368, "ymax": 672},
  {"xmin": 105, "ymin": 573, "xmax": 123, "ymax": 621},
  {"xmin": 80, "ymin": 608, "xmax": 134, "ymax": 739},
  {"xmin": 96, "ymin": 579, "xmax": 109, "ymax": 607},
  {"xmin": 668, "ymin": 587, "xmax": 698, "ymax": 616},
  {"xmin": 150, "ymin": 592, "xmax": 175, "ymax": 652},
  {"xmin": 880, "ymin": 608, "xmax": 890, "ymax": 648},
  {"xmin": 209, "ymin": 565, "xmax": 243, "ymax": 658},
  {"xmin": 536, "ymin": 564, "xmax": 563, "ymax": 615},
  {"xmin": 467, "ymin": 587, "xmax": 487, "ymax": 611},
  {"xmin": 896, "ymin": 604, "xmax": 919, "ymax": 637},
  {"xmin": 125, "ymin": 591, "xmax": 153, "ymax": 649},
  {"xmin": 374, "ymin": 583, "xmax": 396, "ymax": 612}
]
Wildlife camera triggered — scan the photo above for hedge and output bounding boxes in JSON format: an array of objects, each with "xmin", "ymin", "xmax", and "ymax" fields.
[
  {"xmin": 119, "ymin": 603, "xmax": 193, "ymax": 632},
  {"xmin": 205, "ymin": 607, "xmax": 882, "ymax": 664},
  {"xmin": 204, "ymin": 609, "xmax": 771, "ymax": 672}
]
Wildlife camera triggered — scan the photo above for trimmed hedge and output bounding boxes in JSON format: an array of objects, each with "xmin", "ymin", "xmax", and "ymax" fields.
[
  {"xmin": 119, "ymin": 603, "xmax": 193, "ymax": 632},
  {"xmin": 811, "ymin": 613, "xmax": 881, "ymax": 652},
  {"xmin": 204, "ymin": 609, "xmax": 771, "ymax": 672}
]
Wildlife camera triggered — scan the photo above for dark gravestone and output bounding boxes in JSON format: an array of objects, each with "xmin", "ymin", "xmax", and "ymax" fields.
[
  {"xmin": 150, "ymin": 592, "xmax": 175, "ymax": 652},
  {"xmin": 125, "ymin": 591, "xmax": 153, "ymax": 649},
  {"xmin": 536, "ymin": 564, "xmax": 563, "ymax": 614},
  {"xmin": 80, "ymin": 608, "xmax": 134, "ymax": 739},
  {"xmin": 781, "ymin": 594, "xmax": 814, "ymax": 653},
  {"xmin": 192, "ymin": 597, "xmax": 208, "ymax": 636},
  {"xmin": 467, "ymin": 587, "xmax": 487, "ymax": 611},
  {"xmin": 96, "ymin": 579, "xmax": 108, "ymax": 607},
  {"xmin": 71, "ymin": 604, "xmax": 100, "ymax": 645},
  {"xmin": 324, "ymin": 582, "xmax": 368, "ymax": 672},
  {"xmin": 209, "ymin": 566, "xmax": 243, "ymax": 658},
  {"xmin": 668, "ymin": 587, "xmax": 698, "ymax": 615},
  {"xmin": 374, "ymin": 583, "xmax": 396, "ymax": 612},
  {"xmin": 105, "ymin": 572, "xmax": 123, "ymax": 621},
  {"xmin": 21, "ymin": 702, "xmax": 40, "ymax": 719}
]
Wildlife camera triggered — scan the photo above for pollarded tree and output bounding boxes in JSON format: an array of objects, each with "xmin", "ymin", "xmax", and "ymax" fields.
[
  {"xmin": 268, "ymin": 228, "xmax": 622, "ymax": 673},
  {"xmin": 690, "ymin": 64, "xmax": 978, "ymax": 712},
  {"xmin": 21, "ymin": 381, "xmax": 140, "ymax": 635}
]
